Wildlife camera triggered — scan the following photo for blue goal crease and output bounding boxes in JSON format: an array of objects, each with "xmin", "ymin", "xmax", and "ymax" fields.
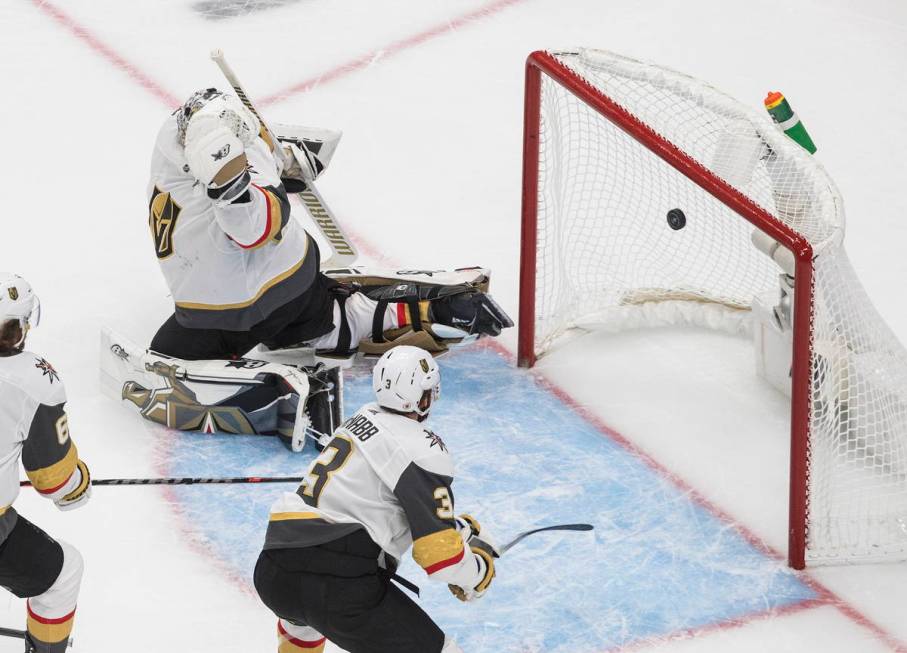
[{"xmin": 161, "ymin": 346, "xmax": 816, "ymax": 652}]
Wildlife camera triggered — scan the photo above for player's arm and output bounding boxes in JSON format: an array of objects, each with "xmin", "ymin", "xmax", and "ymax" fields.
[
  {"xmin": 22, "ymin": 399, "xmax": 90, "ymax": 511},
  {"xmin": 183, "ymin": 98, "xmax": 291, "ymax": 249},
  {"xmin": 393, "ymin": 459, "xmax": 494, "ymax": 600},
  {"xmin": 210, "ymin": 174, "xmax": 291, "ymax": 250}
]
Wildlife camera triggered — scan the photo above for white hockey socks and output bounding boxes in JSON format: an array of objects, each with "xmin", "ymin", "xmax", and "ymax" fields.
[
  {"xmin": 442, "ymin": 637, "xmax": 465, "ymax": 652},
  {"xmin": 277, "ymin": 619, "xmax": 326, "ymax": 653},
  {"xmin": 304, "ymin": 293, "xmax": 400, "ymax": 351},
  {"xmin": 27, "ymin": 541, "xmax": 82, "ymax": 653}
]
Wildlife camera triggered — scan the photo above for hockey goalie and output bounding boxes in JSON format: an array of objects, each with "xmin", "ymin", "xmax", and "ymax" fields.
[{"xmin": 101, "ymin": 88, "xmax": 512, "ymax": 452}]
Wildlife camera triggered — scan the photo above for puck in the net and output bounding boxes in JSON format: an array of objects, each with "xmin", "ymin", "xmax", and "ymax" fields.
[{"xmin": 667, "ymin": 208, "xmax": 686, "ymax": 230}]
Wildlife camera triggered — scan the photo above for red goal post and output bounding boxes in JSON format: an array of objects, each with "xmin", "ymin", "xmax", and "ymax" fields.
[{"xmin": 518, "ymin": 50, "xmax": 816, "ymax": 569}]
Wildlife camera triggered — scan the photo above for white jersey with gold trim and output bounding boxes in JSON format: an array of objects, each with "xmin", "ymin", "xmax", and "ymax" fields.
[
  {"xmin": 148, "ymin": 117, "xmax": 318, "ymax": 331},
  {"xmin": 0, "ymin": 351, "xmax": 84, "ymax": 540},
  {"xmin": 265, "ymin": 403, "xmax": 486, "ymax": 591}
]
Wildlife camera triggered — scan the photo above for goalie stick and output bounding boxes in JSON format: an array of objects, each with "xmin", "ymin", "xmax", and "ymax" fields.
[
  {"xmin": 209, "ymin": 49, "xmax": 358, "ymax": 268},
  {"xmin": 20, "ymin": 476, "xmax": 304, "ymax": 488}
]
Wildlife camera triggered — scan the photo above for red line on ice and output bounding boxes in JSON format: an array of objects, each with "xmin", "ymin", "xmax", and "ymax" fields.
[
  {"xmin": 481, "ymin": 340, "xmax": 907, "ymax": 653},
  {"xmin": 31, "ymin": 0, "xmax": 907, "ymax": 650},
  {"xmin": 27, "ymin": 0, "xmax": 181, "ymax": 108},
  {"xmin": 600, "ymin": 598, "xmax": 826, "ymax": 653},
  {"xmin": 258, "ymin": 0, "xmax": 529, "ymax": 108}
]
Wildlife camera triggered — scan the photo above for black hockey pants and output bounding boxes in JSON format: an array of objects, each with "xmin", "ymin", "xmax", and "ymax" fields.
[
  {"xmin": 150, "ymin": 271, "xmax": 339, "ymax": 360},
  {"xmin": 254, "ymin": 529, "xmax": 446, "ymax": 653}
]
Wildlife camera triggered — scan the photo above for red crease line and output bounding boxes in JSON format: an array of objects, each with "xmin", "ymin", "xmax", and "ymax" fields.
[
  {"xmin": 602, "ymin": 597, "xmax": 825, "ymax": 653},
  {"xmin": 26, "ymin": 0, "xmax": 907, "ymax": 650},
  {"xmin": 481, "ymin": 338, "xmax": 907, "ymax": 653}
]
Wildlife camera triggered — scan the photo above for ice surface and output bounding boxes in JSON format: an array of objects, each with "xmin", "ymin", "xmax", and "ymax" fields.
[
  {"xmin": 1, "ymin": 0, "xmax": 906, "ymax": 651},
  {"xmin": 162, "ymin": 349, "xmax": 814, "ymax": 651}
]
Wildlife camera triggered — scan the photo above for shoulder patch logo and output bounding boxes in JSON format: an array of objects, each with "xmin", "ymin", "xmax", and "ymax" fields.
[
  {"xmin": 419, "ymin": 358, "xmax": 429, "ymax": 373},
  {"xmin": 35, "ymin": 358, "xmax": 60, "ymax": 384},
  {"xmin": 424, "ymin": 430, "xmax": 447, "ymax": 452},
  {"xmin": 7, "ymin": 287, "xmax": 18, "ymax": 301}
]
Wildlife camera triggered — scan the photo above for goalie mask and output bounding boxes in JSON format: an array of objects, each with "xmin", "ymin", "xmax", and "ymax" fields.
[
  {"xmin": 373, "ymin": 346, "xmax": 441, "ymax": 420},
  {"xmin": 175, "ymin": 88, "xmax": 260, "ymax": 148},
  {"xmin": 0, "ymin": 273, "xmax": 41, "ymax": 349}
]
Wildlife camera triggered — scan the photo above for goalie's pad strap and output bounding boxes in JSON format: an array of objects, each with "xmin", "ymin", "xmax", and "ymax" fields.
[
  {"xmin": 358, "ymin": 325, "xmax": 450, "ymax": 356},
  {"xmin": 408, "ymin": 300, "xmax": 423, "ymax": 332},
  {"xmin": 372, "ymin": 299, "xmax": 389, "ymax": 344},
  {"xmin": 331, "ymin": 292, "xmax": 353, "ymax": 356}
]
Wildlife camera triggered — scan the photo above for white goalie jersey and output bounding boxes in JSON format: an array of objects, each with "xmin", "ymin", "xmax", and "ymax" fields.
[
  {"xmin": 148, "ymin": 117, "xmax": 318, "ymax": 331},
  {"xmin": 265, "ymin": 403, "xmax": 487, "ymax": 591}
]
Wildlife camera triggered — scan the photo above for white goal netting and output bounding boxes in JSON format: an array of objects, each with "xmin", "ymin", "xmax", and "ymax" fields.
[{"xmin": 528, "ymin": 48, "xmax": 907, "ymax": 565}]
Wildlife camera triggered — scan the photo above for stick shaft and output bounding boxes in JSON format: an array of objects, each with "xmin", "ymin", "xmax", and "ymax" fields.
[
  {"xmin": 0, "ymin": 626, "xmax": 72, "ymax": 648},
  {"xmin": 0, "ymin": 626, "xmax": 25, "ymax": 640},
  {"xmin": 500, "ymin": 523, "xmax": 593, "ymax": 555},
  {"xmin": 208, "ymin": 49, "xmax": 357, "ymax": 267},
  {"xmin": 210, "ymin": 49, "xmax": 286, "ymax": 165},
  {"xmin": 21, "ymin": 476, "xmax": 303, "ymax": 487}
]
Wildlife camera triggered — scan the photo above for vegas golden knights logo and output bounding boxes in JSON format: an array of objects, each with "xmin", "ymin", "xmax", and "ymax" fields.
[
  {"xmin": 149, "ymin": 187, "xmax": 181, "ymax": 259},
  {"xmin": 419, "ymin": 358, "xmax": 429, "ymax": 373},
  {"xmin": 7, "ymin": 287, "xmax": 18, "ymax": 301}
]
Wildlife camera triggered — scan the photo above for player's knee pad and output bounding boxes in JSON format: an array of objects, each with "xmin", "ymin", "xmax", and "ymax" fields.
[
  {"xmin": 441, "ymin": 637, "xmax": 464, "ymax": 653},
  {"xmin": 29, "ymin": 541, "xmax": 82, "ymax": 618},
  {"xmin": 278, "ymin": 618, "xmax": 326, "ymax": 653}
]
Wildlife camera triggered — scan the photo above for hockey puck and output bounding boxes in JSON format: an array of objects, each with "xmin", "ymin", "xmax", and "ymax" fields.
[{"xmin": 666, "ymin": 208, "xmax": 686, "ymax": 230}]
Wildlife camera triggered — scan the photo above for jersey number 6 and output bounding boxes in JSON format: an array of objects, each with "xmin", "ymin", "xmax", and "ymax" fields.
[{"xmin": 298, "ymin": 436, "xmax": 353, "ymax": 506}]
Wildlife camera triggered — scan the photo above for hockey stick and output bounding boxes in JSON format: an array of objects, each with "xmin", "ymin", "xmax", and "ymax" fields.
[
  {"xmin": 209, "ymin": 49, "xmax": 358, "ymax": 268},
  {"xmin": 20, "ymin": 476, "xmax": 303, "ymax": 488},
  {"xmin": 0, "ymin": 625, "xmax": 72, "ymax": 648},
  {"xmin": 498, "ymin": 523, "xmax": 593, "ymax": 556},
  {"xmin": 393, "ymin": 523, "xmax": 594, "ymax": 598}
]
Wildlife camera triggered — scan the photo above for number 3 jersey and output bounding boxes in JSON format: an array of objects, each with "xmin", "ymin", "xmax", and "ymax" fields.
[
  {"xmin": 265, "ymin": 402, "xmax": 486, "ymax": 589},
  {"xmin": 0, "ymin": 352, "xmax": 85, "ymax": 541}
]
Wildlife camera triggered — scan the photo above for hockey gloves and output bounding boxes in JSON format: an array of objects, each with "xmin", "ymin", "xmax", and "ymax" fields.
[
  {"xmin": 449, "ymin": 514, "xmax": 499, "ymax": 602},
  {"xmin": 55, "ymin": 460, "xmax": 91, "ymax": 511}
]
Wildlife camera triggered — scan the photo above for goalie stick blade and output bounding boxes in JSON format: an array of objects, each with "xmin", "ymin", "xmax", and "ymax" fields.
[{"xmin": 499, "ymin": 523, "xmax": 594, "ymax": 555}]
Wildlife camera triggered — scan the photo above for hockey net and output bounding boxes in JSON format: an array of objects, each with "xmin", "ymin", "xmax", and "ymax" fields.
[{"xmin": 518, "ymin": 49, "xmax": 907, "ymax": 567}]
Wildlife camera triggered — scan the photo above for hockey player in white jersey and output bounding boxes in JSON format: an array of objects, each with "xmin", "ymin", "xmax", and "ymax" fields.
[
  {"xmin": 149, "ymin": 88, "xmax": 510, "ymax": 357},
  {"xmin": 124, "ymin": 87, "xmax": 512, "ymax": 448},
  {"xmin": 0, "ymin": 275, "xmax": 89, "ymax": 653},
  {"xmin": 254, "ymin": 346, "xmax": 496, "ymax": 653}
]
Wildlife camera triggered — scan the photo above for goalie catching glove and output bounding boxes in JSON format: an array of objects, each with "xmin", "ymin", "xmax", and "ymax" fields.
[{"xmin": 449, "ymin": 514, "xmax": 499, "ymax": 602}]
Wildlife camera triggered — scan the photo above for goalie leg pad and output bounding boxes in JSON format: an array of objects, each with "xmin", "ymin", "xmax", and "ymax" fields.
[
  {"xmin": 101, "ymin": 329, "xmax": 327, "ymax": 452},
  {"xmin": 322, "ymin": 266, "xmax": 513, "ymax": 355}
]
